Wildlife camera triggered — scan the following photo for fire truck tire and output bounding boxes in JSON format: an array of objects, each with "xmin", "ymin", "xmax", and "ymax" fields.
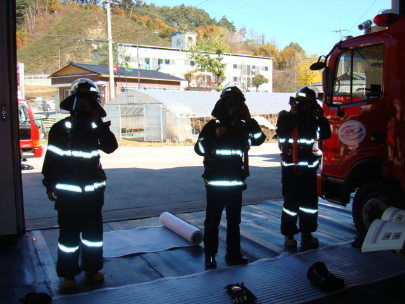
[{"xmin": 352, "ymin": 180, "xmax": 404, "ymax": 237}]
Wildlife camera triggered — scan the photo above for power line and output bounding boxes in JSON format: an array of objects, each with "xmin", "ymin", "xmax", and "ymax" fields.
[
  {"xmin": 332, "ymin": 21, "xmax": 348, "ymax": 41},
  {"xmin": 194, "ymin": 0, "xmax": 215, "ymax": 8},
  {"xmin": 226, "ymin": 0, "xmax": 336, "ymax": 31},
  {"xmin": 23, "ymin": 34, "xmax": 108, "ymax": 43},
  {"xmin": 124, "ymin": 2, "xmax": 167, "ymax": 22},
  {"xmin": 345, "ymin": 0, "xmax": 378, "ymax": 38},
  {"xmin": 213, "ymin": 0, "xmax": 334, "ymax": 33},
  {"xmin": 23, "ymin": 34, "xmax": 145, "ymax": 46}
]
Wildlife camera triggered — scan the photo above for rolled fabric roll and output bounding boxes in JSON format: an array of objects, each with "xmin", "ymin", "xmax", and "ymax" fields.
[{"xmin": 159, "ymin": 212, "xmax": 203, "ymax": 245}]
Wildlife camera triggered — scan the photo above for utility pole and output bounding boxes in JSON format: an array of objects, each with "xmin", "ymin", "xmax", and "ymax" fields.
[
  {"xmin": 137, "ymin": 38, "xmax": 140, "ymax": 89},
  {"xmin": 333, "ymin": 21, "xmax": 348, "ymax": 40},
  {"xmin": 136, "ymin": 32, "xmax": 159, "ymax": 89},
  {"xmin": 106, "ymin": 1, "xmax": 115, "ymax": 100}
]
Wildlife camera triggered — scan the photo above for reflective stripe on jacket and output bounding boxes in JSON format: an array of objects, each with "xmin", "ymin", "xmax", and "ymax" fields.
[
  {"xmin": 42, "ymin": 117, "xmax": 115, "ymax": 193},
  {"xmin": 195, "ymin": 118, "xmax": 266, "ymax": 187}
]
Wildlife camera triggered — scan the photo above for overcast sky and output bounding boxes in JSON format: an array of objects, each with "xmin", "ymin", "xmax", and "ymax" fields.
[{"xmin": 144, "ymin": 0, "xmax": 392, "ymax": 56}]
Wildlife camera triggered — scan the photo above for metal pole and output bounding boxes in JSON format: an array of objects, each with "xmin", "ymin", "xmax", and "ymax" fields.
[
  {"xmin": 106, "ymin": 1, "xmax": 115, "ymax": 100},
  {"xmin": 137, "ymin": 38, "xmax": 140, "ymax": 89}
]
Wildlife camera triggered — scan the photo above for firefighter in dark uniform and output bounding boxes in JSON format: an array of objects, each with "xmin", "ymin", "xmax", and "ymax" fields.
[
  {"xmin": 42, "ymin": 78, "xmax": 118, "ymax": 288},
  {"xmin": 276, "ymin": 86, "xmax": 331, "ymax": 247},
  {"xmin": 195, "ymin": 86, "xmax": 266, "ymax": 270}
]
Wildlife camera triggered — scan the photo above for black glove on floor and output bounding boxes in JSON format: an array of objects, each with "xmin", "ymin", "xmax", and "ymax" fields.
[
  {"xmin": 20, "ymin": 292, "xmax": 52, "ymax": 304},
  {"xmin": 225, "ymin": 282, "xmax": 257, "ymax": 303},
  {"xmin": 307, "ymin": 261, "xmax": 345, "ymax": 292}
]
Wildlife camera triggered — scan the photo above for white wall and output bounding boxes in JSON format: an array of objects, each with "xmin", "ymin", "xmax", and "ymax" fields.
[{"xmin": 123, "ymin": 45, "xmax": 273, "ymax": 92}]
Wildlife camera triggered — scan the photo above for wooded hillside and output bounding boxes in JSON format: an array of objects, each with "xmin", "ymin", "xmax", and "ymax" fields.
[{"xmin": 16, "ymin": 0, "xmax": 321, "ymax": 92}]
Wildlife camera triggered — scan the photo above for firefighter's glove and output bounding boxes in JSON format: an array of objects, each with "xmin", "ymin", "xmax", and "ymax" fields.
[
  {"xmin": 216, "ymin": 125, "xmax": 227, "ymax": 138},
  {"xmin": 225, "ymin": 283, "xmax": 257, "ymax": 303},
  {"xmin": 307, "ymin": 261, "xmax": 345, "ymax": 292},
  {"xmin": 20, "ymin": 292, "xmax": 51, "ymax": 304},
  {"xmin": 95, "ymin": 120, "xmax": 112, "ymax": 136}
]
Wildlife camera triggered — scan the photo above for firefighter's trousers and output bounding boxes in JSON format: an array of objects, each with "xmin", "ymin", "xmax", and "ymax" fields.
[
  {"xmin": 204, "ymin": 186, "xmax": 243, "ymax": 256},
  {"xmin": 55, "ymin": 189, "xmax": 104, "ymax": 278},
  {"xmin": 281, "ymin": 167, "xmax": 318, "ymax": 236}
]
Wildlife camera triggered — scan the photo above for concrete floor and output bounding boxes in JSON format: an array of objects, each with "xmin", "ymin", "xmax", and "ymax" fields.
[{"xmin": 21, "ymin": 144, "xmax": 284, "ymax": 230}]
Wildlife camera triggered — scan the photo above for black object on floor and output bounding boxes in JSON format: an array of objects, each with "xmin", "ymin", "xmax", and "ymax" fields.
[
  {"xmin": 225, "ymin": 282, "xmax": 257, "ymax": 303},
  {"xmin": 20, "ymin": 292, "xmax": 52, "ymax": 304},
  {"xmin": 307, "ymin": 261, "xmax": 345, "ymax": 292}
]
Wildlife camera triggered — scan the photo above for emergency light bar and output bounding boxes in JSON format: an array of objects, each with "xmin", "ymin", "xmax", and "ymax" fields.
[{"xmin": 373, "ymin": 13, "xmax": 400, "ymax": 27}]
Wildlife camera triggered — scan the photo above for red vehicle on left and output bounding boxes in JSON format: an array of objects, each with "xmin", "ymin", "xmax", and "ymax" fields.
[{"xmin": 18, "ymin": 99, "xmax": 43, "ymax": 159}]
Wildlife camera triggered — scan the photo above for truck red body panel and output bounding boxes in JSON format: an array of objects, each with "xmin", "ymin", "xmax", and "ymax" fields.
[
  {"xmin": 18, "ymin": 99, "xmax": 43, "ymax": 159},
  {"xmin": 316, "ymin": 9, "xmax": 405, "ymax": 235}
]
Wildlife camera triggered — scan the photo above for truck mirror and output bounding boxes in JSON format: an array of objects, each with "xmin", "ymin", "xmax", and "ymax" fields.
[
  {"xmin": 310, "ymin": 56, "xmax": 326, "ymax": 70},
  {"xmin": 310, "ymin": 61, "xmax": 325, "ymax": 70}
]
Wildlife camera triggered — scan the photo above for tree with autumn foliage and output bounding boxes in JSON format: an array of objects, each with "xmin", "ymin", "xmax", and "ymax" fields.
[
  {"xmin": 296, "ymin": 57, "xmax": 322, "ymax": 89},
  {"xmin": 288, "ymin": 42, "xmax": 306, "ymax": 56},
  {"xmin": 254, "ymin": 43, "xmax": 281, "ymax": 67},
  {"xmin": 184, "ymin": 68, "xmax": 199, "ymax": 87},
  {"xmin": 184, "ymin": 68, "xmax": 207, "ymax": 88},
  {"xmin": 254, "ymin": 41, "xmax": 313, "ymax": 92},
  {"xmin": 278, "ymin": 47, "xmax": 299, "ymax": 70},
  {"xmin": 195, "ymin": 25, "xmax": 226, "ymax": 42}
]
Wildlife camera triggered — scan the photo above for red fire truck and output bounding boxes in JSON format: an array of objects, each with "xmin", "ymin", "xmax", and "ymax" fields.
[
  {"xmin": 18, "ymin": 99, "xmax": 43, "ymax": 160},
  {"xmin": 312, "ymin": 1, "xmax": 405, "ymax": 237}
]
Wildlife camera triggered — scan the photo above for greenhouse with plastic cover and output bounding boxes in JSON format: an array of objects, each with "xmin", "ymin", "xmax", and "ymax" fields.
[{"xmin": 104, "ymin": 90, "xmax": 293, "ymax": 142}]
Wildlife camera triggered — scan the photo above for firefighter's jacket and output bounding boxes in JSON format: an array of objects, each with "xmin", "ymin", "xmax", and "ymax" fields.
[
  {"xmin": 194, "ymin": 119, "xmax": 266, "ymax": 189},
  {"xmin": 276, "ymin": 112, "xmax": 331, "ymax": 172},
  {"xmin": 42, "ymin": 117, "xmax": 118, "ymax": 194}
]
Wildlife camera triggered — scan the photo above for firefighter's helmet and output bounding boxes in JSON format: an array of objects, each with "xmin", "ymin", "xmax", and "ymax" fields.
[
  {"xmin": 60, "ymin": 78, "xmax": 106, "ymax": 117},
  {"xmin": 220, "ymin": 85, "xmax": 244, "ymax": 98},
  {"xmin": 295, "ymin": 86, "xmax": 317, "ymax": 104},
  {"xmin": 212, "ymin": 86, "xmax": 246, "ymax": 120},
  {"xmin": 71, "ymin": 78, "xmax": 99, "ymax": 96}
]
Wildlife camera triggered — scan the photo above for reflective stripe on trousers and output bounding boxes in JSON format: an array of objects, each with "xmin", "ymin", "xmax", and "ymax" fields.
[
  {"xmin": 205, "ymin": 179, "xmax": 245, "ymax": 186},
  {"xmin": 55, "ymin": 181, "xmax": 106, "ymax": 193}
]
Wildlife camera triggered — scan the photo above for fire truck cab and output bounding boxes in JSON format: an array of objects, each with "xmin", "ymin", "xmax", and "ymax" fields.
[
  {"xmin": 18, "ymin": 99, "xmax": 43, "ymax": 160},
  {"xmin": 313, "ymin": 1, "xmax": 405, "ymax": 237}
]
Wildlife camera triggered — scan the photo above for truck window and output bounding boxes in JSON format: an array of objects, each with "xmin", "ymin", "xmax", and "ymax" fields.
[
  {"xmin": 18, "ymin": 104, "xmax": 30, "ymax": 125},
  {"xmin": 333, "ymin": 44, "xmax": 384, "ymax": 104}
]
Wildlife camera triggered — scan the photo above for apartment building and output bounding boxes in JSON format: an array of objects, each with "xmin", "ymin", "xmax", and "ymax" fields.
[{"xmin": 123, "ymin": 32, "xmax": 273, "ymax": 92}]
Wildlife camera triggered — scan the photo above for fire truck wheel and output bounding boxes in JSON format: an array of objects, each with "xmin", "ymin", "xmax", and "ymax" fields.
[{"xmin": 352, "ymin": 180, "xmax": 404, "ymax": 237}]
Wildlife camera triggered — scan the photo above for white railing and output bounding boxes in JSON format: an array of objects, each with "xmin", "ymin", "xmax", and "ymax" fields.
[{"xmin": 25, "ymin": 74, "xmax": 50, "ymax": 80}]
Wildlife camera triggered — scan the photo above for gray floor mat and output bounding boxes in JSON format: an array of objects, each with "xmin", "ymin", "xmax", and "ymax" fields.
[{"xmin": 52, "ymin": 242, "xmax": 405, "ymax": 304}]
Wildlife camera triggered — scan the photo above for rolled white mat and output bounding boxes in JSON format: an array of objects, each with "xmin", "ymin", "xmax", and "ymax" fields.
[{"xmin": 159, "ymin": 212, "xmax": 203, "ymax": 245}]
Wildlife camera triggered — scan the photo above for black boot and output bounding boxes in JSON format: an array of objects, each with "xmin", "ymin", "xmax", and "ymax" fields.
[
  {"xmin": 205, "ymin": 255, "xmax": 217, "ymax": 270},
  {"xmin": 351, "ymin": 234, "xmax": 364, "ymax": 248},
  {"xmin": 225, "ymin": 252, "xmax": 248, "ymax": 265}
]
